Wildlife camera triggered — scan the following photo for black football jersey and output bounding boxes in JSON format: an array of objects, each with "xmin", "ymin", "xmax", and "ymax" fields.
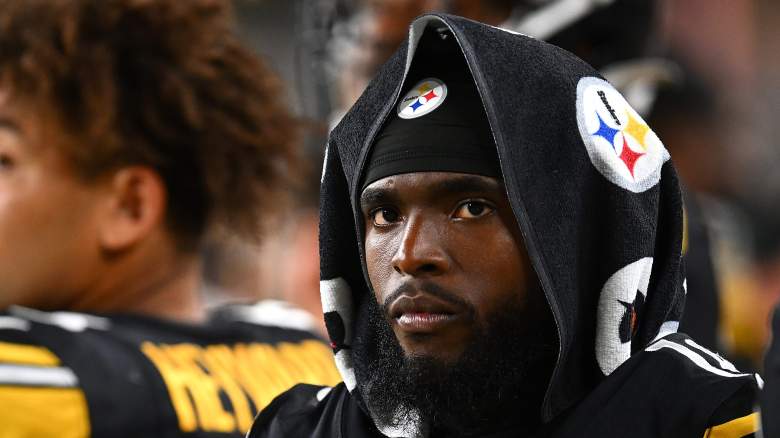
[
  {"xmin": 249, "ymin": 334, "xmax": 760, "ymax": 438},
  {"xmin": 0, "ymin": 305, "xmax": 341, "ymax": 437}
]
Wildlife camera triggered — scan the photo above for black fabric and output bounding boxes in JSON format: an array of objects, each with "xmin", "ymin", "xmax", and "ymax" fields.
[
  {"xmin": 0, "ymin": 307, "xmax": 338, "ymax": 438},
  {"xmin": 257, "ymin": 13, "xmax": 761, "ymax": 438},
  {"xmin": 362, "ymin": 28, "xmax": 499, "ymax": 190},
  {"xmin": 250, "ymin": 334, "xmax": 759, "ymax": 438},
  {"xmin": 251, "ymin": 384, "xmax": 385, "ymax": 438},
  {"xmin": 707, "ymin": 383, "xmax": 757, "ymax": 428},
  {"xmin": 763, "ymin": 305, "xmax": 780, "ymax": 437}
]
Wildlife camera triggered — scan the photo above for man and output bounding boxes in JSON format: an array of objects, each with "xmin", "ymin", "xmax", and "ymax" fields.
[
  {"xmin": 250, "ymin": 14, "xmax": 761, "ymax": 438},
  {"xmin": 0, "ymin": 0, "xmax": 340, "ymax": 437},
  {"xmin": 325, "ymin": 0, "xmax": 724, "ymax": 353}
]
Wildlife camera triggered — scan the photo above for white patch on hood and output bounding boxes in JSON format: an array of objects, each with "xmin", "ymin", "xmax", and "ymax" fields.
[
  {"xmin": 576, "ymin": 76, "xmax": 670, "ymax": 193},
  {"xmin": 596, "ymin": 257, "xmax": 653, "ymax": 375},
  {"xmin": 320, "ymin": 278, "xmax": 357, "ymax": 390}
]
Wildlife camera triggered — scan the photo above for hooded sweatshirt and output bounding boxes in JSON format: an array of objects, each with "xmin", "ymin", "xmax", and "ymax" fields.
[{"xmin": 250, "ymin": 13, "xmax": 760, "ymax": 438}]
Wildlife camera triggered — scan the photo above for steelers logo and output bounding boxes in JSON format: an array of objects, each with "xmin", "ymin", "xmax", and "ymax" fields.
[
  {"xmin": 397, "ymin": 78, "xmax": 448, "ymax": 119},
  {"xmin": 595, "ymin": 257, "xmax": 654, "ymax": 375},
  {"xmin": 576, "ymin": 77, "xmax": 670, "ymax": 193}
]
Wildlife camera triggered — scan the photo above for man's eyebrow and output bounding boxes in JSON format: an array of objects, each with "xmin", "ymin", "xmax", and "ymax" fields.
[
  {"xmin": 428, "ymin": 175, "xmax": 502, "ymax": 198},
  {"xmin": 360, "ymin": 186, "xmax": 398, "ymax": 209}
]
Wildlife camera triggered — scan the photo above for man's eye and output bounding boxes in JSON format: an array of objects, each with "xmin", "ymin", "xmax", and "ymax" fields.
[
  {"xmin": 453, "ymin": 201, "xmax": 494, "ymax": 219},
  {"xmin": 371, "ymin": 208, "xmax": 400, "ymax": 226}
]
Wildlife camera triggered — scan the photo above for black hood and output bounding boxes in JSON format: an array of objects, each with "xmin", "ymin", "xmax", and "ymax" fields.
[{"xmin": 319, "ymin": 13, "xmax": 685, "ymax": 436}]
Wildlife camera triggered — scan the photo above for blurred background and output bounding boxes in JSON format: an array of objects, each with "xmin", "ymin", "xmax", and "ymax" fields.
[{"xmin": 206, "ymin": 0, "xmax": 780, "ymax": 370}]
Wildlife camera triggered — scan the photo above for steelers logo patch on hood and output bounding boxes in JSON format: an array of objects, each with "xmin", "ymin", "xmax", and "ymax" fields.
[
  {"xmin": 576, "ymin": 76, "xmax": 670, "ymax": 193},
  {"xmin": 595, "ymin": 257, "xmax": 654, "ymax": 375}
]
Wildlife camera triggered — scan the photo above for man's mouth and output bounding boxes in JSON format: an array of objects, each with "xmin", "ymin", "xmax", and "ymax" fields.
[
  {"xmin": 396, "ymin": 312, "xmax": 456, "ymax": 331},
  {"xmin": 389, "ymin": 293, "xmax": 461, "ymax": 333}
]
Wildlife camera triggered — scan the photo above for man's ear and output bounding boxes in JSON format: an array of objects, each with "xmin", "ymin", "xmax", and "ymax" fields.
[{"xmin": 98, "ymin": 166, "xmax": 167, "ymax": 252}]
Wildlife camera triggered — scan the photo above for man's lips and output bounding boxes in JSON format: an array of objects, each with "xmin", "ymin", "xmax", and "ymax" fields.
[
  {"xmin": 389, "ymin": 293, "xmax": 461, "ymax": 333},
  {"xmin": 396, "ymin": 312, "xmax": 456, "ymax": 332}
]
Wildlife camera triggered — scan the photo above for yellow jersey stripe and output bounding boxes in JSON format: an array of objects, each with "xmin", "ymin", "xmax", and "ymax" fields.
[
  {"xmin": 0, "ymin": 342, "xmax": 60, "ymax": 366},
  {"xmin": 702, "ymin": 412, "xmax": 760, "ymax": 438},
  {"xmin": 0, "ymin": 386, "xmax": 89, "ymax": 437}
]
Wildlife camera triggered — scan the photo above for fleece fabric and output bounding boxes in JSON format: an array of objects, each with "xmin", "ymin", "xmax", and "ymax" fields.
[{"xmin": 250, "ymin": 13, "xmax": 761, "ymax": 438}]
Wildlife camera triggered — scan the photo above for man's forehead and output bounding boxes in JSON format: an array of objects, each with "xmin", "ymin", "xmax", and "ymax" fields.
[{"xmin": 360, "ymin": 171, "xmax": 504, "ymax": 203}]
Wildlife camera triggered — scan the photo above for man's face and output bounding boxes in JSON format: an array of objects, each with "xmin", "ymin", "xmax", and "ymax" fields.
[
  {"xmin": 0, "ymin": 91, "xmax": 105, "ymax": 309},
  {"xmin": 361, "ymin": 171, "xmax": 533, "ymax": 363}
]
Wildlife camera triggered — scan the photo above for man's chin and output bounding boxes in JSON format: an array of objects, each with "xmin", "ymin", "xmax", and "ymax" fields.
[{"xmin": 397, "ymin": 333, "xmax": 468, "ymax": 364}]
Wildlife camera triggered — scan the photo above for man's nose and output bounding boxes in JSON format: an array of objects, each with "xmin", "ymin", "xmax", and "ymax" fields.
[{"xmin": 391, "ymin": 214, "xmax": 450, "ymax": 277}]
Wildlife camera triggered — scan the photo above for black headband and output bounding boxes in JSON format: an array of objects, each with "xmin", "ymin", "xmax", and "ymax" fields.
[{"xmin": 361, "ymin": 28, "xmax": 500, "ymax": 191}]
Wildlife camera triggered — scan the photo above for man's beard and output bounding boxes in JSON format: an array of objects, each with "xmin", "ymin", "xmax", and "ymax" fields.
[{"xmin": 353, "ymin": 289, "xmax": 557, "ymax": 437}]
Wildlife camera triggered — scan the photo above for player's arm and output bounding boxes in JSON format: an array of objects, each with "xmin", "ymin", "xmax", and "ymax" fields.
[{"xmin": 0, "ymin": 338, "xmax": 90, "ymax": 437}]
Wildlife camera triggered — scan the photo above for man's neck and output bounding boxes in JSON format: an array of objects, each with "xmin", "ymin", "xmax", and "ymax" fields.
[{"xmin": 71, "ymin": 235, "xmax": 206, "ymax": 323}]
